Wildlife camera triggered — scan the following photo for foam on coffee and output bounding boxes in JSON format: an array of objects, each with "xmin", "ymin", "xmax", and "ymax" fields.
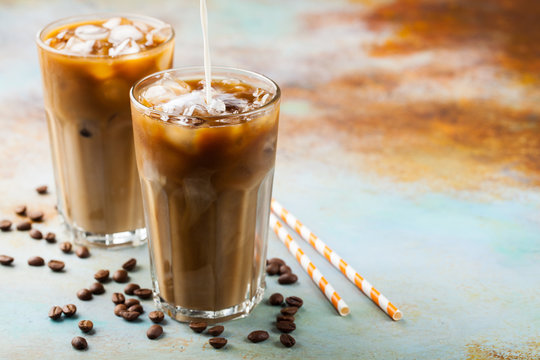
[{"xmin": 44, "ymin": 17, "xmax": 172, "ymax": 56}]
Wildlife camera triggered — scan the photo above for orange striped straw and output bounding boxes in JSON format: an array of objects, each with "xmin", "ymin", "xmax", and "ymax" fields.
[
  {"xmin": 269, "ymin": 214, "xmax": 350, "ymax": 316},
  {"xmin": 271, "ymin": 199, "xmax": 402, "ymax": 321}
]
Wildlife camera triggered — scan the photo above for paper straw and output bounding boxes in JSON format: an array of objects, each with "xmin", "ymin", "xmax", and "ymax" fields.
[
  {"xmin": 269, "ymin": 214, "xmax": 350, "ymax": 316},
  {"xmin": 271, "ymin": 199, "xmax": 402, "ymax": 321}
]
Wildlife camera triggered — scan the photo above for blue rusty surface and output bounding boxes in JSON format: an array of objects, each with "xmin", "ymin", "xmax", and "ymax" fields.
[{"xmin": 1, "ymin": 0, "xmax": 539, "ymax": 359}]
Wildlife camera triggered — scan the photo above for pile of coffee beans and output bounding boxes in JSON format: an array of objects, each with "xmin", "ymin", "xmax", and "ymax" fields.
[
  {"xmin": 0, "ymin": 188, "xmax": 49, "ymax": 236},
  {"xmin": 266, "ymin": 257, "xmax": 298, "ymax": 285},
  {"xmin": 184, "ymin": 289, "xmax": 302, "ymax": 350},
  {"xmin": 0, "ymin": 186, "xmax": 93, "ymax": 267},
  {"xmin": 49, "ymin": 304, "xmax": 77, "ymax": 320},
  {"xmin": 63, "ymin": 257, "xmax": 163, "ymax": 350},
  {"xmin": 2, "ymin": 187, "xmax": 306, "ymax": 352},
  {"xmin": 268, "ymin": 292, "xmax": 301, "ymax": 347},
  {"xmin": 188, "ymin": 321, "xmax": 228, "ymax": 349}
]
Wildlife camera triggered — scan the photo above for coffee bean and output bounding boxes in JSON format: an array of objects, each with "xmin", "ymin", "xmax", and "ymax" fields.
[
  {"xmin": 112, "ymin": 269, "xmax": 128, "ymax": 283},
  {"xmin": 48, "ymin": 305, "xmax": 63, "ymax": 320},
  {"xmin": 0, "ymin": 255, "xmax": 14, "ymax": 266},
  {"xmin": 36, "ymin": 185, "xmax": 48, "ymax": 194},
  {"xmin": 59, "ymin": 242, "xmax": 72, "ymax": 253},
  {"xmin": 266, "ymin": 262, "xmax": 279, "ymax": 275},
  {"xmin": 89, "ymin": 282, "xmax": 105, "ymax": 295},
  {"xmin": 77, "ymin": 289, "xmax": 92, "ymax": 301},
  {"xmin": 121, "ymin": 311, "xmax": 140, "ymax": 321},
  {"xmin": 128, "ymin": 304, "xmax": 143, "ymax": 314},
  {"xmin": 15, "ymin": 205, "xmax": 26, "ymax": 216},
  {"xmin": 112, "ymin": 293, "xmax": 125, "ymax": 304},
  {"xmin": 16, "ymin": 221, "xmax": 31, "ymax": 231},
  {"xmin": 189, "ymin": 321, "xmax": 207, "ymax": 333},
  {"xmin": 207, "ymin": 325, "xmax": 224, "ymax": 336},
  {"xmin": 44, "ymin": 232, "xmax": 56, "ymax": 243},
  {"xmin": 75, "ymin": 246, "xmax": 90, "ymax": 258},
  {"xmin": 0, "ymin": 220, "xmax": 12, "ymax": 232},
  {"xmin": 124, "ymin": 283, "xmax": 140, "ymax": 295},
  {"xmin": 209, "ymin": 337, "xmax": 227, "ymax": 349},
  {"xmin": 278, "ymin": 273, "xmax": 298, "ymax": 285},
  {"xmin": 247, "ymin": 330, "xmax": 269, "ymax": 343},
  {"xmin": 114, "ymin": 304, "xmax": 127, "ymax": 317},
  {"xmin": 280, "ymin": 334, "xmax": 296, "ymax": 348},
  {"xmin": 134, "ymin": 288, "xmax": 152, "ymax": 299},
  {"xmin": 29, "ymin": 229, "xmax": 43, "ymax": 239},
  {"xmin": 94, "ymin": 269, "xmax": 109, "ymax": 282},
  {"xmin": 276, "ymin": 321, "xmax": 296, "ymax": 333},
  {"xmin": 124, "ymin": 298, "xmax": 140, "ymax": 307},
  {"xmin": 149, "ymin": 311, "xmax": 164, "ymax": 323},
  {"xmin": 62, "ymin": 304, "xmax": 77, "ymax": 317},
  {"xmin": 285, "ymin": 296, "xmax": 303, "ymax": 308},
  {"xmin": 28, "ymin": 210, "xmax": 44, "ymax": 222},
  {"xmin": 277, "ymin": 314, "xmax": 295, "ymax": 323},
  {"xmin": 147, "ymin": 324, "xmax": 163, "ymax": 339},
  {"xmin": 279, "ymin": 265, "xmax": 292, "ymax": 275},
  {"xmin": 28, "ymin": 256, "xmax": 44, "ymax": 266},
  {"xmin": 280, "ymin": 307, "xmax": 298, "ymax": 316},
  {"xmin": 122, "ymin": 258, "xmax": 137, "ymax": 271},
  {"xmin": 78, "ymin": 320, "xmax": 93, "ymax": 333},
  {"xmin": 48, "ymin": 259, "xmax": 65, "ymax": 272},
  {"xmin": 71, "ymin": 336, "xmax": 87, "ymax": 350},
  {"xmin": 267, "ymin": 257, "xmax": 285, "ymax": 266},
  {"xmin": 268, "ymin": 293, "xmax": 284, "ymax": 306}
]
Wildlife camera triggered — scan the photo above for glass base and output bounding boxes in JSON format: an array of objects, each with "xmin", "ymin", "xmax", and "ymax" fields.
[
  {"xmin": 153, "ymin": 285, "xmax": 265, "ymax": 323},
  {"xmin": 65, "ymin": 221, "xmax": 147, "ymax": 248}
]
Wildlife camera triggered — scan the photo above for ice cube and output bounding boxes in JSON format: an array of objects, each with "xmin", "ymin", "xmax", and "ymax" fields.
[
  {"xmin": 157, "ymin": 91, "xmax": 205, "ymax": 115},
  {"xmin": 141, "ymin": 85, "xmax": 177, "ymax": 105},
  {"xmin": 56, "ymin": 29, "xmax": 69, "ymax": 40},
  {"xmin": 132, "ymin": 21, "xmax": 149, "ymax": 34},
  {"xmin": 151, "ymin": 25, "xmax": 172, "ymax": 42},
  {"xmin": 145, "ymin": 31, "xmax": 154, "ymax": 47},
  {"xmin": 74, "ymin": 25, "xmax": 109, "ymax": 41},
  {"xmin": 108, "ymin": 25, "xmax": 143, "ymax": 44},
  {"xmin": 222, "ymin": 78, "xmax": 241, "ymax": 86},
  {"xmin": 108, "ymin": 38, "xmax": 140, "ymax": 56},
  {"xmin": 252, "ymin": 88, "xmax": 264, "ymax": 98},
  {"xmin": 102, "ymin": 17, "xmax": 122, "ymax": 29},
  {"xmin": 156, "ymin": 90, "xmax": 230, "ymax": 117},
  {"xmin": 158, "ymin": 75, "xmax": 191, "ymax": 96},
  {"xmin": 65, "ymin": 37, "xmax": 95, "ymax": 55},
  {"xmin": 214, "ymin": 92, "xmax": 250, "ymax": 114},
  {"xmin": 207, "ymin": 97, "xmax": 226, "ymax": 114},
  {"xmin": 253, "ymin": 93, "xmax": 270, "ymax": 108},
  {"xmin": 183, "ymin": 105, "xmax": 198, "ymax": 116}
]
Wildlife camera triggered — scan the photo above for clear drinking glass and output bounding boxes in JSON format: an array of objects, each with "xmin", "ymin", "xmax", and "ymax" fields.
[
  {"xmin": 36, "ymin": 14, "xmax": 175, "ymax": 247},
  {"xmin": 130, "ymin": 67, "xmax": 281, "ymax": 322}
]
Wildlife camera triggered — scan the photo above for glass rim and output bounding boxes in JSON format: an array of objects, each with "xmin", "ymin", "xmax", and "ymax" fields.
[
  {"xmin": 35, "ymin": 12, "xmax": 175, "ymax": 59},
  {"xmin": 129, "ymin": 66, "xmax": 281, "ymax": 124}
]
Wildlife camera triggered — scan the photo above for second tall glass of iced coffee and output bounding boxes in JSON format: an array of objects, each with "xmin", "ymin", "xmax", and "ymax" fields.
[
  {"xmin": 36, "ymin": 14, "xmax": 174, "ymax": 247},
  {"xmin": 130, "ymin": 67, "xmax": 280, "ymax": 321}
]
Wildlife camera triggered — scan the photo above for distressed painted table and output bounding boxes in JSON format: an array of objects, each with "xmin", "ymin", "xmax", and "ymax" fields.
[{"xmin": 0, "ymin": 0, "xmax": 539, "ymax": 359}]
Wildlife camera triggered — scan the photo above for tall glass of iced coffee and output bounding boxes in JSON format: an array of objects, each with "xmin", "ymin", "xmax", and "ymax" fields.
[
  {"xmin": 36, "ymin": 14, "xmax": 174, "ymax": 247},
  {"xmin": 130, "ymin": 67, "xmax": 280, "ymax": 321}
]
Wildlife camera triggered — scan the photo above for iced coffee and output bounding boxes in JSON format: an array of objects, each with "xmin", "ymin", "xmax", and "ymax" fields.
[
  {"xmin": 130, "ymin": 67, "xmax": 280, "ymax": 321},
  {"xmin": 36, "ymin": 15, "xmax": 174, "ymax": 246}
]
